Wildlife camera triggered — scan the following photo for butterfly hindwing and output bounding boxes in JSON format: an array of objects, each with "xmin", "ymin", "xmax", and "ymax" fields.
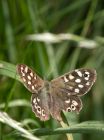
[
  {"xmin": 63, "ymin": 95, "xmax": 82, "ymax": 113},
  {"xmin": 31, "ymin": 93, "xmax": 50, "ymax": 121}
]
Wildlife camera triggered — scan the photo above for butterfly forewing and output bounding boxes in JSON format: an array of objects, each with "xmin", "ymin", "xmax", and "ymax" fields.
[
  {"xmin": 16, "ymin": 64, "xmax": 44, "ymax": 93},
  {"xmin": 51, "ymin": 69, "xmax": 96, "ymax": 96}
]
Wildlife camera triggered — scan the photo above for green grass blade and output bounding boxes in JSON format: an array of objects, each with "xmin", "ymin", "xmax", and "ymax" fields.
[
  {"xmin": 31, "ymin": 121, "xmax": 104, "ymax": 136},
  {"xmin": 0, "ymin": 111, "xmax": 40, "ymax": 140}
]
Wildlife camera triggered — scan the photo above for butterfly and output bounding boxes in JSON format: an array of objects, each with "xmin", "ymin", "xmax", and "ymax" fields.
[{"xmin": 16, "ymin": 64, "xmax": 96, "ymax": 121}]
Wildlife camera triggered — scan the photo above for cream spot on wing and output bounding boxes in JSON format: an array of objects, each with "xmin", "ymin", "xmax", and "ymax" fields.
[
  {"xmin": 22, "ymin": 77, "xmax": 26, "ymax": 82},
  {"xmin": 33, "ymin": 98, "xmax": 36, "ymax": 103},
  {"xmin": 21, "ymin": 66, "xmax": 23, "ymax": 70},
  {"xmin": 28, "ymin": 81, "xmax": 31, "ymax": 85},
  {"xmin": 32, "ymin": 85, "xmax": 35, "ymax": 90},
  {"xmin": 77, "ymin": 71, "xmax": 82, "ymax": 77},
  {"xmin": 37, "ymin": 97, "xmax": 40, "ymax": 102},
  {"xmin": 75, "ymin": 88, "xmax": 79, "ymax": 93},
  {"xmin": 27, "ymin": 75, "xmax": 31, "ymax": 80},
  {"xmin": 69, "ymin": 74, "xmax": 74, "ymax": 80},
  {"xmin": 85, "ymin": 77, "xmax": 89, "ymax": 80},
  {"xmin": 30, "ymin": 72, "xmax": 33, "ymax": 77},
  {"xmin": 85, "ymin": 71, "xmax": 90, "ymax": 76},
  {"xmin": 34, "ymin": 76, "xmax": 37, "ymax": 80},
  {"xmin": 25, "ymin": 66, "xmax": 28, "ymax": 73},
  {"xmin": 65, "ymin": 99, "xmax": 70, "ymax": 104},
  {"xmin": 75, "ymin": 79, "xmax": 81, "ymax": 83},
  {"xmin": 86, "ymin": 81, "xmax": 90, "ymax": 85},
  {"xmin": 64, "ymin": 76, "xmax": 69, "ymax": 82},
  {"xmin": 22, "ymin": 72, "xmax": 25, "ymax": 76},
  {"xmin": 78, "ymin": 84, "xmax": 84, "ymax": 88},
  {"xmin": 72, "ymin": 100, "xmax": 78, "ymax": 106}
]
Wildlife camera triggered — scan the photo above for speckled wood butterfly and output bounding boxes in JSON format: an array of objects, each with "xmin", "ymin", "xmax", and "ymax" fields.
[{"xmin": 16, "ymin": 64, "xmax": 96, "ymax": 121}]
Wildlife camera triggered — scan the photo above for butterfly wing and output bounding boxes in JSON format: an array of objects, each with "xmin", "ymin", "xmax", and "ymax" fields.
[
  {"xmin": 16, "ymin": 64, "xmax": 44, "ymax": 93},
  {"xmin": 16, "ymin": 64, "xmax": 50, "ymax": 121},
  {"xmin": 51, "ymin": 69, "xmax": 96, "ymax": 96},
  {"xmin": 31, "ymin": 92, "xmax": 50, "ymax": 121},
  {"xmin": 50, "ymin": 69, "xmax": 96, "ymax": 120}
]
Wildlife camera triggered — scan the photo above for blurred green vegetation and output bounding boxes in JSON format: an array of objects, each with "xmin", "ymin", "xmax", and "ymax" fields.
[{"xmin": 0, "ymin": 0, "xmax": 104, "ymax": 140}]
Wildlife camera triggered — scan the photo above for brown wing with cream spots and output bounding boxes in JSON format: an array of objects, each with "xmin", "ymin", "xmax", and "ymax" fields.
[
  {"xmin": 31, "ymin": 93, "xmax": 50, "ymax": 121},
  {"xmin": 31, "ymin": 81, "xmax": 51, "ymax": 121},
  {"xmin": 50, "ymin": 69, "xmax": 96, "ymax": 119},
  {"xmin": 51, "ymin": 69, "xmax": 96, "ymax": 96},
  {"xmin": 16, "ymin": 64, "xmax": 44, "ymax": 93}
]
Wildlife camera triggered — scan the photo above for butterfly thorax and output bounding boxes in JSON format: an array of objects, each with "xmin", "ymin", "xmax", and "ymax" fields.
[
  {"xmin": 39, "ymin": 81, "xmax": 52, "ymax": 105},
  {"xmin": 40, "ymin": 80, "xmax": 50, "ymax": 94}
]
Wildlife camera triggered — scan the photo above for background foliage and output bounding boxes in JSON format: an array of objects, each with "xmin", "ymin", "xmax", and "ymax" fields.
[{"xmin": 0, "ymin": 0, "xmax": 104, "ymax": 140}]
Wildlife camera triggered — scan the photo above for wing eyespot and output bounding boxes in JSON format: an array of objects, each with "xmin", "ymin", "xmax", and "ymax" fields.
[
  {"xmin": 83, "ymin": 73, "xmax": 88, "ymax": 77},
  {"xmin": 83, "ymin": 71, "xmax": 90, "ymax": 78},
  {"xmin": 71, "ymin": 104, "xmax": 76, "ymax": 110}
]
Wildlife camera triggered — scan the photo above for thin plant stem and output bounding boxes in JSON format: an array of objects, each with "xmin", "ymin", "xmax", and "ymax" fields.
[{"xmin": 60, "ymin": 120, "xmax": 73, "ymax": 140}]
